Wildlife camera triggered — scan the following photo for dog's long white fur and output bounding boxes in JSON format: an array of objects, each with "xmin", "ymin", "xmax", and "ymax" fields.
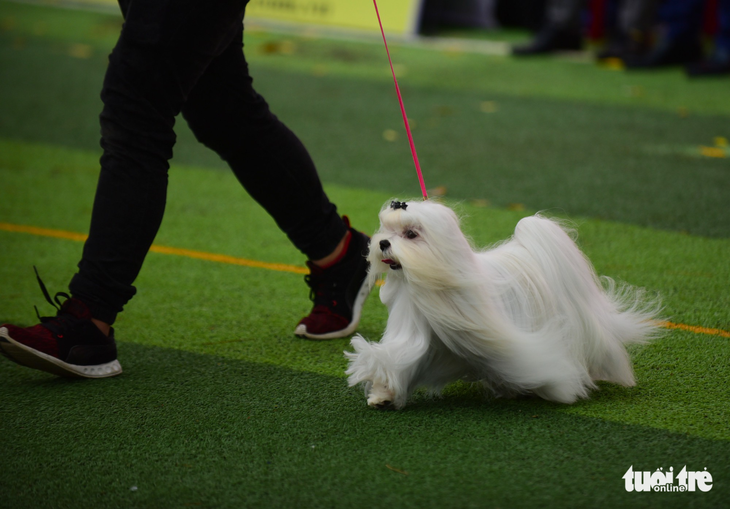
[{"xmin": 345, "ymin": 200, "xmax": 661, "ymax": 409}]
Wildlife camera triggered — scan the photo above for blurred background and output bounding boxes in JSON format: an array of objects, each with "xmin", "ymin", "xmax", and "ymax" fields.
[{"xmin": 1, "ymin": 0, "xmax": 728, "ymax": 237}]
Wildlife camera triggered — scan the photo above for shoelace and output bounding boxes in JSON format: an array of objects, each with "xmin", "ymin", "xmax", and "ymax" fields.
[
  {"xmin": 33, "ymin": 266, "xmax": 78, "ymax": 336},
  {"xmin": 304, "ymin": 271, "xmax": 340, "ymax": 309},
  {"xmin": 304, "ymin": 232, "xmax": 371, "ymax": 311}
]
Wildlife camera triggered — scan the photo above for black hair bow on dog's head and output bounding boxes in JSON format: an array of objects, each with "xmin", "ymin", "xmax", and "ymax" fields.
[{"xmin": 390, "ymin": 201, "xmax": 408, "ymax": 210}]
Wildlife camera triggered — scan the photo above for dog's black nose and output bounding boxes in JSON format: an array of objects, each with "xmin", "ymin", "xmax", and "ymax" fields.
[{"xmin": 379, "ymin": 240, "xmax": 390, "ymax": 251}]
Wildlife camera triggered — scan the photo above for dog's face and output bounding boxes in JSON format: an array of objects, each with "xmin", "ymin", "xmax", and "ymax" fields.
[{"xmin": 368, "ymin": 200, "xmax": 474, "ymax": 287}]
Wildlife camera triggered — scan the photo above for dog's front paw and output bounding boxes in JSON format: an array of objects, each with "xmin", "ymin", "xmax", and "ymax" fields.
[{"xmin": 367, "ymin": 382, "xmax": 396, "ymax": 409}]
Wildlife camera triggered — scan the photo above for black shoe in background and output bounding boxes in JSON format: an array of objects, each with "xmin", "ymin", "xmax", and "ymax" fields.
[
  {"xmin": 685, "ymin": 50, "xmax": 730, "ymax": 77},
  {"xmin": 596, "ymin": 30, "xmax": 651, "ymax": 62},
  {"xmin": 512, "ymin": 26, "xmax": 583, "ymax": 56},
  {"xmin": 625, "ymin": 37, "xmax": 703, "ymax": 69}
]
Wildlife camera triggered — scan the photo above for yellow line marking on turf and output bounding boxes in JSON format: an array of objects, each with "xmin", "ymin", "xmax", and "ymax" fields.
[
  {"xmin": 386, "ymin": 464, "xmax": 409, "ymax": 475},
  {"xmin": 0, "ymin": 222, "xmax": 88, "ymax": 242},
  {"xmin": 148, "ymin": 244, "xmax": 308, "ymax": 274},
  {"xmin": 1, "ymin": 222, "xmax": 727, "ymax": 338},
  {"xmin": 660, "ymin": 321, "xmax": 730, "ymax": 339},
  {"xmin": 0, "ymin": 222, "xmax": 307, "ymax": 275}
]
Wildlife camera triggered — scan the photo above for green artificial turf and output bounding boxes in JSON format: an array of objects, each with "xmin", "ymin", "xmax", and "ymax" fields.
[
  {"xmin": 1, "ymin": 140, "xmax": 729, "ymax": 508},
  {"xmin": 1, "ymin": 1, "xmax": 729, "ymax": 508},
  {"xmin": 2, "ymin": 344, "xmax": 729, "ymax": 509}
]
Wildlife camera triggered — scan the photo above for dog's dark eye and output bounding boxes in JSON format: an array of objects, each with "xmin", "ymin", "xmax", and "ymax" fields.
[{"xmin": 405, "ymin": 229, "xmax": 418, "ymax": 239}]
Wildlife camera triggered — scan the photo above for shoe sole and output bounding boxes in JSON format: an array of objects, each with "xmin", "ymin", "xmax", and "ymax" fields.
[
  {"xmin": 294, "ymin": 275, "xmax": 373, "ymax": 340},
  {"xmin": 0, "ymin": 327, "xmax": 123, "ymax": 378}
]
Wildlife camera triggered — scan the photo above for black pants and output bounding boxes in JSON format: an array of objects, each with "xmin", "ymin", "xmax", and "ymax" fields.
[{"xmin": 69, "ymin": 0, "xmax": 346, "ymax": 324}]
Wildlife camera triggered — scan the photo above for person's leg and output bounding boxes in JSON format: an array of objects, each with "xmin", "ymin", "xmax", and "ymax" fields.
[
  {"xmin": 713, "ymin": 0, "xmax": 730, "ymax": 65},
  {"xmin": 618, "ymin": 0, "xmax": 659, "ymax": 34},
  {"xmin": 0, "ymin": 0, "xmax": 250, "ymax": 377},
  {"xmin": 718, "ymin": 0, "xmax": 730, "ymax": 57},
  {"xmin": 69, "ymin": 0, "xmax": 249, "ymax": 325},
  {"xmin": 180, "ymin": 27, "xmax": 371, "ymax": 339},
  {"xmin": 598, "ymin": 0, "xmax": 658, "ymax": 60},
  {"xmin": 180, "ymin": 29, "xmax": 347, "ymax": 261},
  {"xmin": 546, "ymin": 0, "xmax": 584, "ymax": 30},
  {"xmin": 659, "ymin": 0, "xmax": 704, "ymax": 43},
  {"xmin": 626, "ymin": 0, "xmax": 704, "ymax": 67},
  {"xmin": 686, "ymin": 0, "xmax": 730, "ymax": 76}
]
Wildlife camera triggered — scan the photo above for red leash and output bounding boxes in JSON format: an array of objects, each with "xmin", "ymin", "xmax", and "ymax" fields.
[{"xmin": 372, "ymin": 0, "xmax": 428, "ymax": 200}]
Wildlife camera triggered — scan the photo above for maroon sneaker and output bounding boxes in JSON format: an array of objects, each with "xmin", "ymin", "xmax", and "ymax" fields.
[
  {"xmin": 295, "ymin": 218, "xmax": 372, "ymax": 340},
  {"xmin": 0, "ymin": 269, "xmax": 122, "ymax": 378}
]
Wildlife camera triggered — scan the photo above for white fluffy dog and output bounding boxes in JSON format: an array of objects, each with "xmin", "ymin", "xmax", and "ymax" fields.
[{"xmin": 345, "ymin": 200, "xmax": 661, "ymax": 409}]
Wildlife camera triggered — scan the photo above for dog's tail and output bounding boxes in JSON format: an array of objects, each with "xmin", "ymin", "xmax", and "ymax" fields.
[{"xmin": 513, "ymin": 215, "xmax": 662, "ymax": 386}]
